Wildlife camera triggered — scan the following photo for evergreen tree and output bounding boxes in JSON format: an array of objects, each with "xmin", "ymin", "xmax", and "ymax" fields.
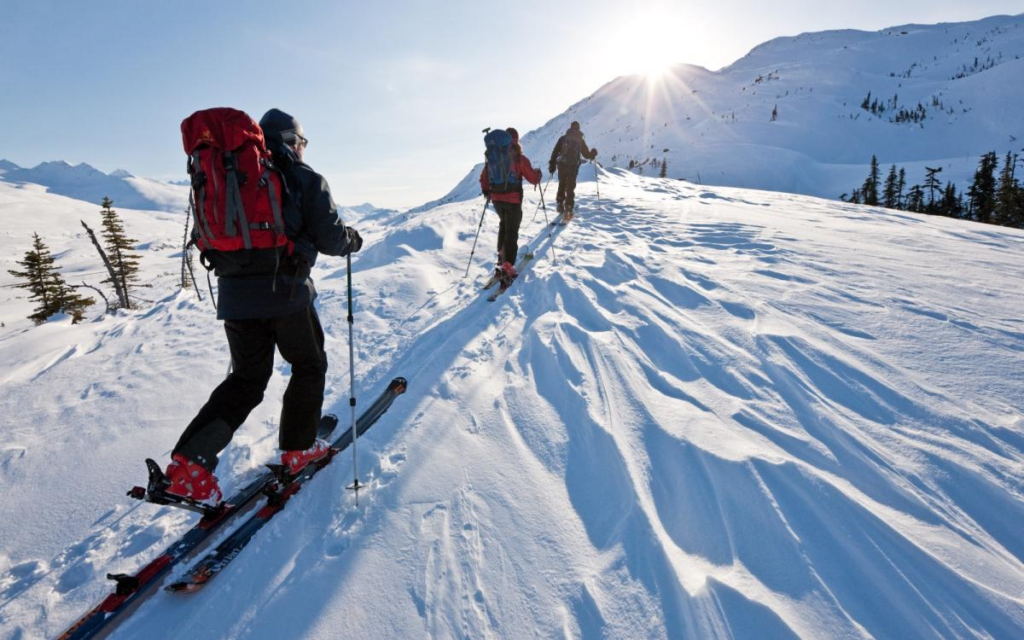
[
  {"xmin": 995, "ymin": 151, "xmax": 1022, "ymax": 227},
  {"xmin": 896, "ymin": 167, "xmax": 907, "ymax": 210},
  {"xmin": 940, "ymin": 181, "xmax": 962, "ymax": 218},
  {"xmin": 659, "ymin": 158, "xmax": 667, "ymax": 178},
  {"xmin": 861, "ymin": 155, "xmax": 880, "ymax": 206},
  {"xmin": 923, "ymin": 166, "xmax": 943, "ymax": 211},
  {"xmin": 882, "ymin": 165, "xmax": 900, "ymax": 208},
  {"xmin": 7, "ymin": 233, "xmax": 94, "ymax": 324},
  {"xmin": 906, "ymin": 185, "xmax": 925, "ymax": 213},
  {"xmin": 967, "ymin": 152, "xmax": 998, "ymax": 223},
  {"xmin": 99, "ymin": 197, "xmax": 142, "ymax": 309},
  {"xmin": 58, "ymin": 285, "xmax": 95, "ymax": 323}
]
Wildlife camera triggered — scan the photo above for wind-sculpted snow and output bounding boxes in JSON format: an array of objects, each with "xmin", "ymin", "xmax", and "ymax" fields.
[{"xmin": 1, "ymin": 171, "xmax": 1023, "ymax": 638}]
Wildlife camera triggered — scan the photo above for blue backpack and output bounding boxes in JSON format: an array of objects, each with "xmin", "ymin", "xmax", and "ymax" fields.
[{"xmin": 484, "ymin": 129, "xmax": 520, "ymax": 193}]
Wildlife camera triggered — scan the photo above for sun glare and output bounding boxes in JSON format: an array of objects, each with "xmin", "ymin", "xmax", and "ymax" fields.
[
  {"xmin": 642, "ymin": 63, "xmax": 673, "ymax": 82},
  {"xmin": 617, "ymin": 10, "xmax": 680, "ymax": 81}
]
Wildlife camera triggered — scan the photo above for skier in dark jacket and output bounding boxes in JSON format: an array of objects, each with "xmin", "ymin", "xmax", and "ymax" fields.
[
  {"xmin": 479, "ymin": 127, "xmax": 542, "ymax": 286},
  {"xmin": 548, "ymin": 121, "xmax": 597, "ymax": 220},
  {"xmin": 164, "ymin": 108, "xmax": 363, "ymax": 504}
]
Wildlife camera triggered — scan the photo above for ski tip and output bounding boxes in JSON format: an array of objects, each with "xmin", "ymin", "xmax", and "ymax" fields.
[{"xmin": 389, "ymin": 377, "xmax": 408, "ymax": 394}]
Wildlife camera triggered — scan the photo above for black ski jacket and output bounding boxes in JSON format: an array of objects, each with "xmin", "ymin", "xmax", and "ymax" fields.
[
  {"xmin": 549, "ymin": 128, "xmax": 596, "ymax": 170},
  {"xmin": 214, "ymin": 144, "xmax": 356, "ymax": 320}
]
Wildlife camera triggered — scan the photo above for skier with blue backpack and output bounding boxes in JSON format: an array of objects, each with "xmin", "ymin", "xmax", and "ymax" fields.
[{"xmin": 479, "ymin": 127, "xmax": 542, "ymax": 289}]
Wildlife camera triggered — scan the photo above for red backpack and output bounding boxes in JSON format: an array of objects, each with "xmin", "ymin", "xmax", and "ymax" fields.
[{"xmin": 181, "ymin": 108, "xmax": 293, "ymax": 255}]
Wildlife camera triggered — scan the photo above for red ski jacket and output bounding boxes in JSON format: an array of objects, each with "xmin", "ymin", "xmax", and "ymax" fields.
[{"xmin": 480, "ymin": 147, "xmax": 542, "ymax": 204}]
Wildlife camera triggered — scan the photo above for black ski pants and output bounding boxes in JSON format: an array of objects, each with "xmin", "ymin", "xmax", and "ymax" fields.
[
  {"xmin": 174, "ymin": 304, "xmax": 327, "ymax": 471},
  {"xmin": 556, "ymin": 163, "xmax": 580, "ymax": 212},
  {"xmin": 494, "ymin": 200, "xmax": 523, "ymax": 266}
]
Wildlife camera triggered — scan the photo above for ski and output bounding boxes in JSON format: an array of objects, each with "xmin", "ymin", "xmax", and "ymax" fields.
[
  {"xmin": 166, "ymin": 376, "xmax": 408, "ymax": 594},
  {"xmin": 58, "ymin": 380, "xmax": 405, "ymax": 639},
  {"xmin": 487, "ymin": 254, "xmax": 534, "ymax": 302},
  {"xmin": 550, "ymin": 211, "xmax": 573, "ymax": 226},
  {"xmin": 481, "ymin": 270, "xmax": 502, "ymax": 291}
]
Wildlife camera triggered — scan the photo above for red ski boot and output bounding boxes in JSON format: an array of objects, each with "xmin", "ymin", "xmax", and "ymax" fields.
[
  {"xmin": 499, "ymin": 261, "xmax": 518, "ymax": 290},
  {"xmin": 281, "ymin": 438, "xmax": 332, "ymax": 475},
  {"xmin": 164, "ymin": 454, "xmax": 223, "ymax": 505}
]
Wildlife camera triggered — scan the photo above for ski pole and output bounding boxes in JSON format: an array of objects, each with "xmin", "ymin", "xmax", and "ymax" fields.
[
  {"xmin": 531, "ymin": 172, "xmax": 553, "ymax": 223},
  {"xmin": 463, "ymin": 197, "xmax": 490, "ymax": 278},
  {"xmin": 593, "ymin": 160, "xmax": 601, "ymax": 206},
  {"xmin": 345, "ymin": 252, "xmax": 361, "ymax": 504},
  {"xmin": 537, "ymin": 176, "xmax": 558, "ymax": 264}
]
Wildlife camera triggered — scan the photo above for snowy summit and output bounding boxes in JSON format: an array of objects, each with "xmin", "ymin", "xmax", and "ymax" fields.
[{"xmin": 434, "ymin": 14, "xmax": 1024, "ymax": 208}]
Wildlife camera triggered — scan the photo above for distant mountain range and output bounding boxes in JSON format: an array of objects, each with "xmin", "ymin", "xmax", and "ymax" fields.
[
  {"xmin": 0, "ymin": 159, "xmax": 383, "ymax": 217},
  {"xmin": 431, "ymin": 13, "xmax": 1024, "ymax": 208},
  {"xmin": 0, "ymin": 159, "xmax": 189, "ymax": 212}
]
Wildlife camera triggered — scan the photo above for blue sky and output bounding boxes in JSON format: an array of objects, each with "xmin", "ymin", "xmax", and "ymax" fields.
[{"xmin": 1, "ymin": 0, "xmax": 1020, "ymax": 209}]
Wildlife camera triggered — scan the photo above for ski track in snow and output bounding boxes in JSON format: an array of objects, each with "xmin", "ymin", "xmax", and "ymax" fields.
[{"xmin": 1, "ymin": 171, "xmax": 1023, "ymax": 639}]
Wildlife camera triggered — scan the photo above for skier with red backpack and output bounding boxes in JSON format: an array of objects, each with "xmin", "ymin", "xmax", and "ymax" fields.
[
  {"xmin": 548, "ymin": 121, "xmax": 597, "ymax": 221},
  {"xmin": 165, "ymin": 107, "xmax": 362, "ymax": 504},
  {"xmin": 479, "ymin": 127, "xmax": 542, "ymax": 289}
]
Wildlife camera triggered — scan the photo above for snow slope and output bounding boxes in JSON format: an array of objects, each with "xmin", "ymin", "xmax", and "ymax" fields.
[
  {"xmin": 2, "ymin": 169, "xmax": 1023, "ymax": 638},
  {"xmin": 432, "ymin": 14, "xmax": 1024, "ymax": 208}
]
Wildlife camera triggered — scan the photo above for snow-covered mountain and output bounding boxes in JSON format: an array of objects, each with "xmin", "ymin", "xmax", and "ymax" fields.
[
  {"xmin": 1, "ymin": 166, "xmax": 1022, "ymax": 638},
  {"xmin": 0, "ymin": 159, "xmax": 189, "ymax": 213},
  {"xmin": 433, "ymin": 14, "xmax": 1024, "ymax": 207},
  {"xmin": 0, "ymin": 159, "xmax": 386, "ymax": 221}
]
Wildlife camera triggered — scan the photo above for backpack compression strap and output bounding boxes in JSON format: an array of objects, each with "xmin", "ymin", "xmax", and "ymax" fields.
[
  {"xmin": 222, "ymin": 151, "xmax": 253, "ymax": 250},
  {"xmin": 259, "ymin": 162, "xmax": 286, "ymax": 236},
  {"xmin": 190, "ymin": 151, "xmax": 215, "ymax": 248}
]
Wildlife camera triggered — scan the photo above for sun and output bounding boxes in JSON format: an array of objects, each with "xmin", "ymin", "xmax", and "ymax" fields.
[{"xmin": 614, "ymin": 10, "xmax": 680, "ymax": 81}]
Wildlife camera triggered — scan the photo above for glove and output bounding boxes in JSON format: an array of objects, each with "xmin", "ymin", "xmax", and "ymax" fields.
[
  {"xmin": 482, "ymin": 190, "xmax": 490, "ymax": 199},
  {"xmin": 590, "ymin": 148, "xmax": 598, "ymax": 159},
  {"xmin": 548, "ymin": 162, "xmax": 556, "ymax": 175},
  {"xmin": 346, "ymin": 227, "xmax": 363, "ymax": 253},
  {"xmin": 537, "ymin": 168, "xmax": 543, "ymax": 180}
]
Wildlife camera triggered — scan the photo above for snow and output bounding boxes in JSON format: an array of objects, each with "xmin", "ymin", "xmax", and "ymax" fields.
[
  {"xmin": 0, "ymin": 159, "xmax": 189, "ymax": 212},
  {"xmin": 432, "ymin": 14, "xmax": 1024, "ymax": 209},
  {"xmin": 1, "ymin": 165, "xmax": 1023, "ymax": 638}
]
